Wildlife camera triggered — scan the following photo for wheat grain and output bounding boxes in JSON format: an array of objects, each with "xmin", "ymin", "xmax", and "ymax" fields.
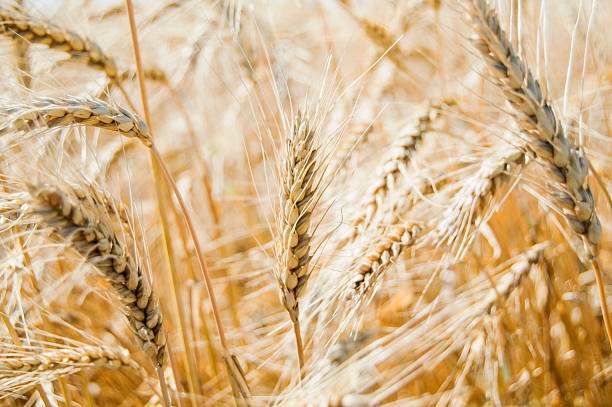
[
  {"xmin": 1, "ymin": 96, "xmax": 152, "ymax": 147},
  {"xmin": 27, "ymin": 185, "xmax": 166, "ymax": 367}
]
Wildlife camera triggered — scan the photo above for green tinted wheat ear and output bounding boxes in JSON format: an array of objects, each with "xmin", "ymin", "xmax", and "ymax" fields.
[
  {"xmin": 28, "ymin": 186, "xmax": 165, "ymax": 367},
  {"xmin": 276, "ymin": 113, "xmax": 320, "ymax": 371},
  {"xmin": 466, "ymin": 0, "xmax": 600, "ymax": 248},
  {"xmin": 2, "ymin": 96, "xmax": 152, "ymax": 146}
]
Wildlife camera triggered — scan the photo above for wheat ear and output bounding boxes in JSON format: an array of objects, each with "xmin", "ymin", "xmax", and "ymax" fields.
[
  {"xmin": 1, "ymin": 345, "xmax": 136, "ymax": 374},
  {"xmin": 350, "ymin": 224, "xmax": 421, "ymax": 295},
  {"xmin": 467, "ymin": 0, "xmax": 600, "ymax": 247},
  {"xmin": 2, "ymin": 96, "xmax": 152, "ymax": 146},
  {"xmin": 365, "ymin": 109, "xmax": 434, "ymax": 226},
  {"xmin": 276, "ymin": 112, "xmax": 320, "ymax": 372},
  {"xmin": 339, "ymin": 107, "xmax": 434, "ymax": 250},
  {"xmin": 466, "ymin": 0, "xmax": 610, "ymax": 346},
  {"xmin": 0, "ymin": 6, "xmax": 122, "ymax": 80},
  {"xmin": 28, "ymin": 186, "xmax": 166, "ymax": 367},
  {"xmin": 436, "ymin": 145, "xmax": 526, "ymax": 252}
]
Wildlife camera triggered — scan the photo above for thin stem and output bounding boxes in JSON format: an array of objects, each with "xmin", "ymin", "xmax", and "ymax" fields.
[
  {"xmin": 124, "ymin": 0, "xmax": 150, "ymax": 124},
  {"xmin": 125, "ymin": 1, "xmax": 248, "ymax": 403},
  {"xmin": 591, "ymin": 257, "xmax": 612, "ymax": 350},
  {"xmin": 80, "ymin": 371, "xmax": 94, "ymax": 407},
  {"xmin": 152, "ymin": 145, "xmax": 252, "ymax": 404},
  {"xmin": 156, "ymin": 366, "xmax": 172, "ymax": 407},
  {"xmin": 292, "ymin": 319, "xmax": 305, "ymax": 376},
  {"xmin": 151, "ymin": 146, "xmax": 228, "ymax": 351},
  {"xmin": 123, "ymin": 2, "xmax": 174, "ymax": 407},
  {"xmin": 58, "ymin": 379, "xmax": 73, "ymax": 407},
  {"xmin": 158, "ymin": 180, "xmax": 201, "ymax": 407},
  {"xmin": 166, "ymin": 85, "xmax": 221, "ymax": 229}
]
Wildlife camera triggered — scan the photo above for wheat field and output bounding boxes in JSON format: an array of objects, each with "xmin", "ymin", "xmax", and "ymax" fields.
[{"xmin": 0, "ymin": 0, "xmax": 611, "ymax": 405}]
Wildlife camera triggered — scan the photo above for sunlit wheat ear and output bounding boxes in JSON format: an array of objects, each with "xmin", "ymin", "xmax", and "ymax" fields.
[
  {"xmin": 0, "ymin": 342, "xmax": 138, "ymax": 395},
  {"xmin": 27, "ymin": 185, "xmax": 166, "ymax": 367},
  {"xmin": 436, "ymin": 145, "xmax": 526, "ymax": 255},
  {"xmin": 70, "ymin": 182, "xmax": 131, "ymax": 228},
  {"xmin": 342, "ymin": 106, "xmax": 435, "ymax": 247},
  {"xmin": 355, "ymin": 15, "xmax": 411, "ymax": 73},
  {"xmin": 1, "ymin": 344, "xmax": 137, "ymax": 373},
  {"xmin": 350, "ymin": 223, "xmax": 421, "ymax": 296},
  {"xmin": 275, "ymin": 112, "xmax": 321, "ymax": 371},
  {"xmin": 466, "ymin": 0, "xmax": 601, "ymax": 248},
  {"xmin": 1, "ymin": 96, "xmax": 152, "ymax": 146},
  {"xmin": 0, "ymin": 6, "xmax": 122, "ymax": 80},
  {"xmin": 467, "ymin": 0, "xmax": 612, "ymax": 349},
  {"xmin": 481, "ymin": 244, "xmax": 544, "ymax": 315}
]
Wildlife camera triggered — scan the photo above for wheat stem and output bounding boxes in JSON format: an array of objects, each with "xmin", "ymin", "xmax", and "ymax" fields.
[
  {"xmin": 123, "ymin": 2, "xmax": 202, "ymax": 406},
  {"xmin": 292, "ymin": 319, "xmax": 305, "ymax": 375},
  {"xmin": 591, "ymin": 258, "xmax": 612, "ymax": 350}
]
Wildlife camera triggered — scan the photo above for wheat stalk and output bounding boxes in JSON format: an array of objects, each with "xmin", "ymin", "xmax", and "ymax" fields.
[
  {"xmin": 1, "ymin": 96, "xmax": 152, "ymax": 146},
  {"xmin": 27, "ymin": 185, "xmax": 166, "ymax": 367}
]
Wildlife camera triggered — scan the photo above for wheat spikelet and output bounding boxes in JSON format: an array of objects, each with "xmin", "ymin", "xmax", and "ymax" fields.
[
  {"xmin": 0, "ymin": 342, "xmax": 138, "ymax": 398},
  {"xmin": 27, "ymin": 185, "xmax": 166, "ymax": 367},
  {"xmin": 1, "ymin": 96, "xmax": 152, "ymax": 146},
  {"xmin": 118, "ymin": 67, "xmax": 169, "ymax": 84},
  {"xmin": 481, "ymin": 244, "xmax": 544, "ymax": 315},
  {"xmin": 350, "ymin": 223, "xmax": 421, "ymax": 294},
  {"xmin": 466, "ymin": 0, "xmax": 601, "ymax": 248},
  {"xmin": 363, "ymin": 110, "xmax": 432, "ymax": 223}
]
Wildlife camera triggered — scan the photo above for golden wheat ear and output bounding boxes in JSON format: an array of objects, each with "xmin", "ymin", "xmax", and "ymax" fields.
[
  {"xmin": 1, "ymin": 96, "xmax": 152, "ymax": 146},
  {"xmin": 466, "ymin": 0, "xmax": 611, "ymax": 347},
  {"xmin": 26, "ymin": 185, "xmax": 166, "ymax": 367},
  {"xmin": 466, "ymin": 0, "xmax": 600, "ymax": 248},
  {"xmin": 0, "ymin": 6, "xmax": 122, "ymax": 80},
  {"xmin": 275, "ymin": 111, "xmax": 323, "ymax": 373}
]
